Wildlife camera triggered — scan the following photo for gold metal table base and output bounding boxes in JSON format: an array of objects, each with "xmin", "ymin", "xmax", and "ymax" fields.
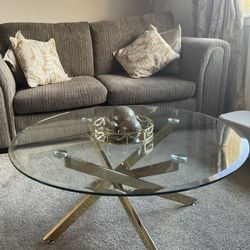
[
  {"xmin": 43, "ymin": 194, "xmax": 100, "ymax": 243},
  {"xmin": 43, "ymin": 193, "xmax": 197, "ymax": 249},
  {"xmin": 44, "ymin": 123, "xmax": 197, "ymax": 249}
]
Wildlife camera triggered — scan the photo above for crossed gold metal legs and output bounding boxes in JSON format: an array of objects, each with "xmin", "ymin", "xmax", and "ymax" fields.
[
  {"xmin": 43, "ymin": 122, "xmax": 197, "ymax": 248},
  {"xmin": 160, "ymin": 193, "xmax": 197, "ymax": 206},
  {"xmin": 43, "ymin": 193, "xmax": 197, "ymax": 249},
  {"xmin": 119, "ymin": 196, "xmax": 157, "ymax": 250},
  {"xmin": 43, "ymin": 194, "xmax": 100, "ymax": 243}
]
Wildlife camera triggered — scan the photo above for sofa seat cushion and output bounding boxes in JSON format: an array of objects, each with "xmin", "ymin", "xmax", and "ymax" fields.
[
  {"xmin": 13, "ymin": 76, "xmax": 107, "ymax": 115},
  {"xmin": 97, "ymin": 74, "xmax": 196, "ymax": 105}
]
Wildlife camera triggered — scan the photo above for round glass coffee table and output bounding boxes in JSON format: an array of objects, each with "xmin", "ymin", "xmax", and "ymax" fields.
[{"xmin": 9, "ymin": 105, "xmax": 249, "ymax": 250}]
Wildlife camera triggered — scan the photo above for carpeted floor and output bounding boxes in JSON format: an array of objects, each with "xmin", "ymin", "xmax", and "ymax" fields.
[{"xmin": 0, "ymin": 153, "xmax": 250, "ymax": 250}]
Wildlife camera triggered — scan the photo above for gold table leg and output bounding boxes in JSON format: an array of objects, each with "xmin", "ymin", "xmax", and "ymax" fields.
[
  {"xmin": 43, "ymin": 123, "xmax": 197, "ymax": 245},
  {"xmin": 119, "ymin": 197, "xmax": 157, "ymax": 250},
  {"xmin": 43, "ymin": 194, "xmax": 100, "ymax": 242},
  {"xmin": 160, "ymin": 193, "xmax": 197, "ymax": 206},
  {"xmin": 43, "ymin": 192, "xmax": 196, "ymax": 245}
]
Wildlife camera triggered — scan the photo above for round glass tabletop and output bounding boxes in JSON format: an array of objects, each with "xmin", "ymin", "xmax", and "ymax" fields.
[{"xmin": 8, "ymin": 105, "xmax": 249, "ymax": 196}]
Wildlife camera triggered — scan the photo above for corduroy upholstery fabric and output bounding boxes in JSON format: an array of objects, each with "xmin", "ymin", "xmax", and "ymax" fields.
[
  {"xmin": 90, "ymin": 12, "xmax": 174, "ymax": 75},
  {"xmin": 13, "ymin": 76, "xmax": 107, "ymax": 115},
  {"xmin": 0, "ymin": 12, "xmax": 230, "ymax": 149},
  {"xmin": 15, "ymin": 99, "xmax": 197, "ymax": 133},
  {"xmin": 180, "ymin": 37, "xmax": 230, "ymax": 117},
  {"xmin": 0, "ymin": 89, "xmax": 12, "ymax": 146},
  {"xmin": 0, "ymin": 56, "xmax": 16, "ymax": 147},
  {"xmin": 0, "ymin": 22, "xmax": 94, "ymax": 81},
  {"xmin": 97, "ymin": 74, "xmax": 196, "ymax": 105}
]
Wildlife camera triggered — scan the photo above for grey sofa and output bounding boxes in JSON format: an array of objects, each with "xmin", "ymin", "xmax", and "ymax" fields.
[{"xmin": 0, "ymin": 12, "xmax": 230, "ymax": 148}]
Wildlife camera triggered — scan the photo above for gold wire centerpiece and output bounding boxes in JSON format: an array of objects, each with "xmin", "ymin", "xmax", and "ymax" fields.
[{"xmin": 92, "ymin": 107, "xmax": 154, "ymax": 144}]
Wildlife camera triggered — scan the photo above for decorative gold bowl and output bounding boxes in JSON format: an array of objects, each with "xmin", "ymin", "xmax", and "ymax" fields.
[{"xmin": 92, "ymin": 115, "xmax": 154, "ymax": 144}]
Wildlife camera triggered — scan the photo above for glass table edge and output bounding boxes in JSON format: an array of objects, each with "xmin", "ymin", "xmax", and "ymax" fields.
[
  {"xmin": 8, "ymin": 136, "xmax": 249, "ymax": 197},
  {"xmin": 8, "ymin": 106, "xmax": 250, "ymax": 197}
]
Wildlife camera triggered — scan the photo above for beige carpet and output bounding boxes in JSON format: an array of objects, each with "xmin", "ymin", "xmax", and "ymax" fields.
[{"xmin": 0, "ymin": 153, "xmax": 250, "ymax": 250}]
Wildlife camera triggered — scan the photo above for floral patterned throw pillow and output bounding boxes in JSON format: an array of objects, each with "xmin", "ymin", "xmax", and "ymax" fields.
[
  {"xmin": 10, "ymin": 31, "xmax": 70, "ymax": 88},
  {"xmin": 113, "ymin": 25, "xmax": 180, "ymax": 78}
]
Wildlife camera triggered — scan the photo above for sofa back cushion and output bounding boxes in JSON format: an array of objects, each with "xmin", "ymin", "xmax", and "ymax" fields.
[
  {"xmin": 0, "ymin": 22, "xmax": 94, "ymax": 78},
  {"xmin": 90, "ymin": 12, "xmax": 174, "ymax": 75}
]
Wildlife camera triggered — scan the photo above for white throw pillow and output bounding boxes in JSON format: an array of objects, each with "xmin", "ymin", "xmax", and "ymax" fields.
[
  {"xmin": 9, "ymin": 31, "xmax": 70, "ymax": 88},
  {"xmin": 113, "ymin": 25, "xmax": 180, "ymax": 78}
]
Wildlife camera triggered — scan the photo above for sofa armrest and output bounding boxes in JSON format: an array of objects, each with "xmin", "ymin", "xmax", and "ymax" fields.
[
  {"xmin": 179, "ymin": 37, "xmax": 230, "ymax": 117},
  {"xmin": 0, "ymin": 55, "xmax": 16, "ymax": 148}
]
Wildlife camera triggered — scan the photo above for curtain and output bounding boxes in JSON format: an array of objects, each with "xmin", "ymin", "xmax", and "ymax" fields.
[{"xmin": 193, "ymin": 0, "xmax": 245, "ymax": 111}]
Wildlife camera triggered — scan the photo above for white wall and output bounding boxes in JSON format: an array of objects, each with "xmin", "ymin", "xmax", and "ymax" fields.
[
  {"xmin": 154, "ymin": 0, "xmax": 193, "ymax": 36},
  {"xmin": 0, "ymin": 0, "xmax": 193, "ymax": 35},
  {"xmin": 0, "ymin": 0, "xmax": 193, "ymax": 34},
  {"xmin": 0, "ymin": 0, "xmax": 150, "ymax": 23}
]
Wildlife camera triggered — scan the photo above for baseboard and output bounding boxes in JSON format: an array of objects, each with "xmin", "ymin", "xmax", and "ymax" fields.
[{"xmin": 0, "ymin": 148, "xmax": 8, "ymax": 154}]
